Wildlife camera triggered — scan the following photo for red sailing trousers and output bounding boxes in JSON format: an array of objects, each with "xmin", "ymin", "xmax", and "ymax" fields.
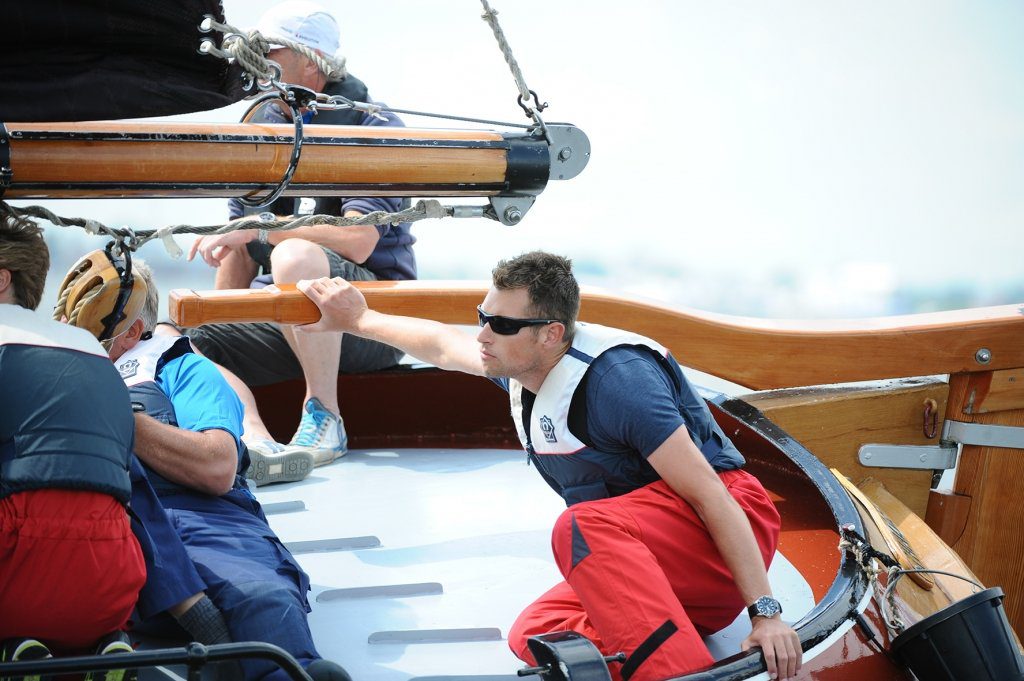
[
  {"xmin": 509, "ymin": 470, "xmax": 781, "ymax": 681},
  {"xmin": 0, "ymin": 489, "xmax": 146, "ymax": 653}
]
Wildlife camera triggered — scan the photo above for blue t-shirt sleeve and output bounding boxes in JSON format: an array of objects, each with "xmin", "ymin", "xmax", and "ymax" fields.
[
  {"xmin": 158, "ymin": 354, "xmax": 245, "ymax": 457},
  {"xmin": 585, "ymin": 348, "xmax": 686, "ymax": 459}
]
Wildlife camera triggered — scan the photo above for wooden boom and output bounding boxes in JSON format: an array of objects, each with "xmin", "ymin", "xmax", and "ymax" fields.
[
  {"xmin": 168, "ymin": 283, "xmax": 1024, "ymax": 390},
  {"xmin": 2, "ymin": 121, "xmax": 588, "ymax": 199}
]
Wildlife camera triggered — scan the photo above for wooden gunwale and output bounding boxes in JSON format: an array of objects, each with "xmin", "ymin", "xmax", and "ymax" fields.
[{"xmin": 169, "ymin": 282, "xmax": 1024, "ymax": 390}]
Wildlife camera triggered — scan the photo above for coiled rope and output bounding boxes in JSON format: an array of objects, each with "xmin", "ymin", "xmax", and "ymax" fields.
[
  {"xmin": 839, "ymin": 526, "xmax": 983, "ymax": 636},
  {"xmin": 199, "ymin": 17, "xmax": 346, "ymax": 88}
]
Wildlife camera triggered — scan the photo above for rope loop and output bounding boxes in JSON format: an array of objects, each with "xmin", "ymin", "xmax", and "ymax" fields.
[
  {"xmin": 198, "ymin": 15, "xmax": 346, "ymax": 94},
  {"xmin": 839, "ymin": 525, "xmax": 985, "ymax": 637},
  {"xmin": 478, "ymin": 0, "xmax": 550, "ymax": 137}
]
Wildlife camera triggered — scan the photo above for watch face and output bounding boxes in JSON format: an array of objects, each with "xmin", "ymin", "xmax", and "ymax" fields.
[{"xmin": 754, "ymin": 596, "xmax": 782, "ymax": 617}]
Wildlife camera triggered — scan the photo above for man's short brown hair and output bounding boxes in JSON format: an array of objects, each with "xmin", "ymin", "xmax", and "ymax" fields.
[
  {"xmin": 491, "ymin": 251, "xmax": 579, "ymax": 340},
  {"xmin": 0, "ymin": 212, "xmax": 50, "ymax": 310}
]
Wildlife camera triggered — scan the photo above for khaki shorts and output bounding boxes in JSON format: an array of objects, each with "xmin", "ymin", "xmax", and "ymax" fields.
[{"xmin": 186, "ymin": 250, "xmax": 404, "ymax": 386}]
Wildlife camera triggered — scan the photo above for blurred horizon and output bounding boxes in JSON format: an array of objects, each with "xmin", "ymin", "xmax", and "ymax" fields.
[{"xmin": 40, "ymin": 226, "xmax": 1022, "ymax": 323}]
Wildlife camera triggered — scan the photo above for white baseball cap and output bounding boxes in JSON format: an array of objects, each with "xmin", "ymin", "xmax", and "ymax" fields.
[{"xmin": 256, "ymin": 1, "xmax": 340, "ymax": 55}]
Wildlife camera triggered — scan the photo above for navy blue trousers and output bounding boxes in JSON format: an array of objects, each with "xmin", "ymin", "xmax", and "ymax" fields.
[
  {"xmin": 136, "ymin": 483, "xmax": 318, "ymax": 681},
  {"xmin": 129, "ymin": 457, "xmax": 206, "ymax": 620}
]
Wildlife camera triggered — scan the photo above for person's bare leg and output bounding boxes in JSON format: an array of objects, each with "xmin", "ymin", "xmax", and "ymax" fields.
[
  {"xmin": 269, "ymin": 239, "xmax": 342, "ymax": 414},
  {"xmin": 268, "ymin": 239, "xmax": 347, "ymax": 464},
  {"xmin": 154, "ymin": 316, "xmax": 314, "ymax": 486},
  {"xmin": 213, "ymin": 244, "xmax": 259, "ymax": 290},
  {"xmin": 168, "ymin": 593, "xmax": 205, "ymax": 619},
  {"xmin": 154, "ymin": 323, "xmax": 275, "ymax": 442},
  {"xmin": 217, "ymin": 365, "xmax": 277, "ymax": 442}
]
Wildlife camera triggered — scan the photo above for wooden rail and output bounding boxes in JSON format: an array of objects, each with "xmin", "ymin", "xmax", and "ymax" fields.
[{"xmin": 168, "ymin": 281, "xmax": 1024, "ymax": 390}]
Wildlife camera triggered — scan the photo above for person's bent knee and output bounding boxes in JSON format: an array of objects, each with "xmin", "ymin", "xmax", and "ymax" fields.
[
  {"xmin": 234, "ymin": 579, "xmax": 300, "ymax": 608},
  {"xmin": 507, "ymin": 612, "xmax": 539, "ymax": 664},
  {"xmin": 550, "ymin": 503, "xmax": 623, "ymax": 577},
  {"xmin": 550, "ymin": 508, "xmax": 580, "ymax": 577},
  {"xmin": 551, "ymin": 504, "xmax": 606, "ymax": 547},
  {"xmin": 269, "ymin": 239, "xmax": 331, "ymax": 281},
  {"xmin": 551, "ymin": 507, "xmax": 575, "ymax": 545}
]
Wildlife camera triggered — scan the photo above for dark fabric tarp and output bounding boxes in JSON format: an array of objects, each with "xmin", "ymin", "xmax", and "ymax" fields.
[{"xmin": 0, "ymin": 0, "xmax": 246, "ymax": 121}]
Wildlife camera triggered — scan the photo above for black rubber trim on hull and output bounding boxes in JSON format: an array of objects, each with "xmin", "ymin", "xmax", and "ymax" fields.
[{"xmin": 665, "ymin": 396, "xmax": 868, "ymax": 681}]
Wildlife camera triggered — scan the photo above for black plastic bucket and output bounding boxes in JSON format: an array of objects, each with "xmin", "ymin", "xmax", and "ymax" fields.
[{"xmin": 891, "ymin": 586, "xmax": 1024, "ymax": 681}]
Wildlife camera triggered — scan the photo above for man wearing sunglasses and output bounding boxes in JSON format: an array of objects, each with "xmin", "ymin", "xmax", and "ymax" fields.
[{"xmin": 296, "ymin": 251, "xmax": 800, "ymax": 681}]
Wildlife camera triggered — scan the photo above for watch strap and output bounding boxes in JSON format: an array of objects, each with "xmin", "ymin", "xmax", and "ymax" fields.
[{"xmin": 747, "ymin": 595, "xmax": 782, "ymax": 619}]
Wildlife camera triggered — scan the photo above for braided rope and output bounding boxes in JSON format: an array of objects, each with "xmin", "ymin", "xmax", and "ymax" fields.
[
  {"xmin": 66, "ymin": 283, "xmax": 104, "ymax": 329},
  {"xmin": 839, "ymin": 536, "xmax": 905, "ymax": 635},
  {"xmin": 881, "ymin": 565, "xmax": 908, "ymax": 634},
  {"xmin": 5, "ymin": 200, "xmax": 451, "ymax": 257},
  {"xmin": 6, "ymin": 203, "xmax": 137, "ymax": 247},
  {"xmin": 479, "ymin": 0, "xmax": 531, "ymax": 103},
  {"xmin": 202, "ymin": 17, "xmax": 346, "ymax": 87},
  {"xmin": 263, "ymin": 32, "xmax": 347, "ymax": 82},
  {"xmin": 841, "ymin": 529, "xmax": 986, "ymax": 637},
  {"xmin": 200, "ymin": 20, "xmax": 275, "ymax": 86},
  {"xmin": 52, "ymin": 263, "xmax": 88, "ymax": 322}
]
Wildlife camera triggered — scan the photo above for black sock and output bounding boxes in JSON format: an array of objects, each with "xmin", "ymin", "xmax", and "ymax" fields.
[{"xmin": 174, "ymin": 595, "xmax": 231, "ymax": 645}]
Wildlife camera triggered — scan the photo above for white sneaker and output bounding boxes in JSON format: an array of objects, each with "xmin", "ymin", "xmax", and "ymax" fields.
[
  {"xmin": 246, "ymin": 439, "xmax": 314, "ymax": 486},
  {"xmin": 289, "ymin": 397, "xmax": 348, "ymax": 467}
]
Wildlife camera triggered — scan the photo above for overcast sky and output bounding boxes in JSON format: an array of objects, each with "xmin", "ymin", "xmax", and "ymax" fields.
[{"xmin": 22, "ymin": 1, "xmax": 1024, "ymax": 316}]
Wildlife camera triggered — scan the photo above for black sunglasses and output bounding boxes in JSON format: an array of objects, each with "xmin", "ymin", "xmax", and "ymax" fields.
[{"xmin": 476, "ymin": 306, "xmax": 560, "ymax": 335}]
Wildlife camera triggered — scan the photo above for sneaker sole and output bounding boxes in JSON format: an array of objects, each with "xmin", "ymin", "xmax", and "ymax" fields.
[
  {"xmin": 249, "ymin": 449, "xmax": 314, "ymax": 487},
  {"xmin": 83, "ymin": 634, "xmax": 136, "ymax": 681},
  {"xmin": 3, "ymin": 639, "xmax": 52, "ymax": 680},
  {"xmin": 312, "ymin": 447, "xmax": 348, "ymax": 467}
]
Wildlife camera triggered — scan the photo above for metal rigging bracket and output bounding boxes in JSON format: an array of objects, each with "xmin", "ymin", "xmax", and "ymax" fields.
[
  {"xmin": 485, "ymin": 196, "xmax": 535, "ymax": 226},
  {"xmin": 858, "ymin": 418, "xmax": 1024, "ymax": 470},
  {"xmin": 517, "ymin": 90, "xmax": 548, "ymax": 119},
  {"xmin": 545, "ymin": 124, "xmax": 590, "ymax": 182},
  {"xmin": 482, "ymin": 123, "xmax": 591, "ymax": 226}
]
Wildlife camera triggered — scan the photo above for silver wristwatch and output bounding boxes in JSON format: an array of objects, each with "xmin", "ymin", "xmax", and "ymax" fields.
[
  {"xmin": 747, "ymin": 595, "xmax": 782, "ymax": 619},
  {"xmin": 257, "ymin": 212, "xmax": 274, "ymax": 244}
]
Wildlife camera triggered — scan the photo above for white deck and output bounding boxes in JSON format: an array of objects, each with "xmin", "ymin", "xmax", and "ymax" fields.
[{"xmin": 255, "ymin": 447, "xmax": 814, "ymax": 680}]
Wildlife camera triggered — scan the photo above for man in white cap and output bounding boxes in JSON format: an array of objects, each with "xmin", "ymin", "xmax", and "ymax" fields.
[{"xmin": 183, "ymin": 1, "xmax": 416, "ymax": 485}]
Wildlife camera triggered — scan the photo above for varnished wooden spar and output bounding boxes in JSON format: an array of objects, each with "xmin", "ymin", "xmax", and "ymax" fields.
[
  {"xmin": 167, "ymin": 282, "xmax": 1024, "ymax": 390},
  {"xmin": 1, "ymin": 121, "xmax": 580, "ymax": 199}
]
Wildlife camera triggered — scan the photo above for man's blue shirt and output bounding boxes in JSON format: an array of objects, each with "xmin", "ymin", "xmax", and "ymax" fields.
[{"xmin": 156, "ymin": 353, "xmax": 245, "ymax": 462}]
